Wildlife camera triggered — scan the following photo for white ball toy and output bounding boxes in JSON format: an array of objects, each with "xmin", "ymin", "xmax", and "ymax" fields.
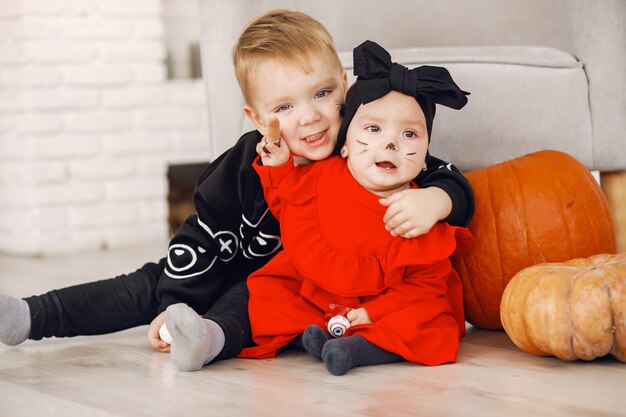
[
  {"xmin": 327, "ymin": 315, "xmax": 351, "ymax": 337},
  {"xmin": 159, "ymin": 324, "xmax": 172, "ymax": 345}
]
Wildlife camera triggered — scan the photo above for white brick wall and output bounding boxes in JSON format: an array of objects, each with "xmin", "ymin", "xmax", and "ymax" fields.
[
  {"xmin": 161, "ymin": 0, "xmax": 201, "ymax": 79},
  {"xmin": 0, "ymin": 0, "xmax": 211, "ymax": 256}
]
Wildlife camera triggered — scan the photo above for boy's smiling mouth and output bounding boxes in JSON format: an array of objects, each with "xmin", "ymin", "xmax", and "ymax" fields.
[{"xmin": 301, "ymin": 130, "xmax": 327, "ymax": 146}]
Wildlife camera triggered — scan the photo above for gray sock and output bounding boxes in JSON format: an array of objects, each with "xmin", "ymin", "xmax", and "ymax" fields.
[
  {"xmin": 321, "ymin": 337, "xmax": 356, "ymax": 376},
  {"xmin": 321, "ymin": 335, "xmax": 403, "ymax": 376},
  {"xmin": 302, "ymin": 324, "xmax": 332, "ymax": 360},
  {"xmin": 165, "ymin": 303, "xmax": 225, "ymax": 372},
  {"xmin": 0, "ymin": 294, "xmax": 31, "ymax": 346}
]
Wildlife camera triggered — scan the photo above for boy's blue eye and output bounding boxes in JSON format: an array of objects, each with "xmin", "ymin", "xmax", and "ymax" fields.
[
  {"xmin": 315, "ymin": 90, "xmax": 330, "ymax": 99},
  {"xmin": 403, "ymin": 130, "xmax": 417, "ymax": 138}
]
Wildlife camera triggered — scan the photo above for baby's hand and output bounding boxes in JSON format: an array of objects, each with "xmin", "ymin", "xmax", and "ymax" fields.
[
  {"xmin": 380, "ymin": 187, "xmax": 452, "ymax": 238},
  {"xmin": 147, "ymin": 311, "xmax": 170, "ymax": 352},
  {"xmin": 256, "ymin": 115, "xmax": 290, "ymax": 166},
  {"xmin": 346, "ymin": 307, "xmax": 372, "ymax": 325}
]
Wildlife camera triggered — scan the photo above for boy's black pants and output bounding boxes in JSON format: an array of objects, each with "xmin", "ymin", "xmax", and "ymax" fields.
[{"xmin": 23, "ymin": 259, "xmax": 251, "ymax": 362}]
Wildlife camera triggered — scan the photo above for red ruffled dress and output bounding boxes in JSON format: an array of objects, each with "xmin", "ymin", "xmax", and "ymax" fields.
[{"xmin": 238, "ymin": 156, "xmax": 472, "ymax": 365}]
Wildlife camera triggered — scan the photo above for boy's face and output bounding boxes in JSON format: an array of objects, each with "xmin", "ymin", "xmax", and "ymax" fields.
[
  {"xmin": 341, "ymin": 91, "xmax": 429, "ymax": 197},
  {"xmin": 244, "ymin": 54, "xmax": 347, "ymax": 163}
]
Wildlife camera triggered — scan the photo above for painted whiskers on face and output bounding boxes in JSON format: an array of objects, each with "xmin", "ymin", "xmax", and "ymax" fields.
[
  {"xmin": 352, "ymin": 139, "xmax": 419, "ymax": 166},
  {"xmin": 355, "ymin": 140, "xmax": 369, "ymax": 154},
  {"xmin": 403, "ymin": 152, "xmax": 420, "ymax": 165}
]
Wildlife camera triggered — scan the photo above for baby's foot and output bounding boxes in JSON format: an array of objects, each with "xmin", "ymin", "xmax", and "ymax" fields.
[
  {"xmin": 302, "ymin": 324, "xmax": 332, "ymax": 360},
  {"xmin": 0, "ymin": 294, "xmax": 31, "ymax": 346},
  {"xmin": 321, "ymin": 338, "xmax": 356, "ymax": 376},
  {"xmin": 165, "ymin": 304, "xmax": 225, "ymax": 371},
  {"xmin": 321, "ymin": 335, "xmax": 404, "ymax": 376}
]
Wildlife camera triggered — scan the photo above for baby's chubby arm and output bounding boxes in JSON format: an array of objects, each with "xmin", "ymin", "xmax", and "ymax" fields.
[
  {"xmin": 380, "ymin": 187, "xmax": 452, "ymax": 238},
  {"xmin": 256, "ymin": 115, "xmax": 290, "ymax": 166}
]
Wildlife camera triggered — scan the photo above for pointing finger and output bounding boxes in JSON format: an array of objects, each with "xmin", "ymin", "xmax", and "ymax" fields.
[{"xmin": 266, "ymin": 115, "xmax": 281, "ymax": 145}]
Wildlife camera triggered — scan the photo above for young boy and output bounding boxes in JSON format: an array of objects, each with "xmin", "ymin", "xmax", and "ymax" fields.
[{"xmin": 0, "ymin": 10, "xmax": 473, "ymax": 372}]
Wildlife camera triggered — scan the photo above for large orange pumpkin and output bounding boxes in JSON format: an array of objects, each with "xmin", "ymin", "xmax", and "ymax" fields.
[
  {"xmin": 500, "ymin": 253, "xmax": 625, "ymax": 362},
  {"xmin": 452, "ymin": 150, "xmax": 616, "ymax": 329}
]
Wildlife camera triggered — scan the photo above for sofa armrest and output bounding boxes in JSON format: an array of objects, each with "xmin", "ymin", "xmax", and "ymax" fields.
[{"xmin": 571, "ymin": 0, "xmax": 626, "ymax": 171}]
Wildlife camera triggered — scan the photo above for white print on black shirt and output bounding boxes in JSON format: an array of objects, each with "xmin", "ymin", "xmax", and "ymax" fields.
[
  {"xmin": 165, "ymin": 216, "xmax": 238, "ymax": 279},
  {"xmin": 240, "ymin": 207, "xmax": 282, "ymax": 259},
  {"xmin": 165, "ymin": 208, "xmax": 281, "ymax": 279}
]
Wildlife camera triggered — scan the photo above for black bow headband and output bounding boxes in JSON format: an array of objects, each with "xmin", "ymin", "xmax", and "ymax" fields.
[{"xmin": 336, "ymin": 40, "xmax": 469, "ymax": 151}]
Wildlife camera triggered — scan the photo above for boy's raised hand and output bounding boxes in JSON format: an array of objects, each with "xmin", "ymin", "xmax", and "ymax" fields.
[
  {"xmin": 256, "ymin": 115, "xmax": 290, "ymax": 166},
  {"xmin": 380, "ymin": 187, "xmax": 452, "ymax": 238}
]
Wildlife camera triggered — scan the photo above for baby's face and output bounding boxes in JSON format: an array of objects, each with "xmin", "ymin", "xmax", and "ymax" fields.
[
  {"xmin": 245, "ymin": 53, "xmax": 347, "ymax": 163},
  {"xmin": 342, "ymin": 91, "xmax": 429, "ymax": 197}
]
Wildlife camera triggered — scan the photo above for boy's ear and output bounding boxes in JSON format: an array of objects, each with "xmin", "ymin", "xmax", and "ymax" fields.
[
  {"xmin": 340, "ymin": 145, "xmax": 348, "ymax": 158},
  {"xmin": 243, "ymin": 104, "xmax": 267, "ymax": 136},
  {"xmin": 341, "ymin": 69, "xmax": 348, "ymax": 92}
]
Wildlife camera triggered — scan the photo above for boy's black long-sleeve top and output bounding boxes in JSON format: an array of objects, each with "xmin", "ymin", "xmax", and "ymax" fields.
[{"xmin": 155, "ymin": 130, "xmax": 474, "ymax": 314}]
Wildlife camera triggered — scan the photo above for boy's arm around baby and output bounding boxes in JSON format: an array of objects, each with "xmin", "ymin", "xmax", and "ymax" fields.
[{"xmin": 417, "ymin": 154, "xmax": 474, "ymax": 227}]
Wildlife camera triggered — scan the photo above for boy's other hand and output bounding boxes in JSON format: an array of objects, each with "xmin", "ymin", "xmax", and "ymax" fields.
[
  {"xmin": 380, "ymin": 187, "xmax": 452, "ymax": 238},
  {"xmin": 256, "ymin": 115, "xmax": 290, "ymax": 166},
  {"xmin": 148, "ymin": 311, "xmax": 171, "ymax": 352}
]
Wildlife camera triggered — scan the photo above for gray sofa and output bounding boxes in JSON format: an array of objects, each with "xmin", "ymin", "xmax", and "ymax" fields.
[
  {"xmin": 198, "ymin": 0, "xmax": 625, "ymax": 173},
  {"xmin": 198, "ymin": 0, "xmax": 626, "ymax": 250}
]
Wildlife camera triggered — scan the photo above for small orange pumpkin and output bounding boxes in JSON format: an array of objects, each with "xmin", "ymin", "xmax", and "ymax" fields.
[
  {"xmin": 452, "ymin": 150, "xmax": 616, "ymax": 329},
  {"xmin": 500, "ymin": 253, "xmax": 625, "ymax": 362}
]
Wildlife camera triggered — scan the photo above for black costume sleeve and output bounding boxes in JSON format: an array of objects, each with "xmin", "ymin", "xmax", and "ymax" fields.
[
  {"xmin": 155, "ymin": 131, "xmax": 281, "ymax": 314},
  {"xmin": 414, "ymin": 153, "xmax": 475, "ymax": 227}
]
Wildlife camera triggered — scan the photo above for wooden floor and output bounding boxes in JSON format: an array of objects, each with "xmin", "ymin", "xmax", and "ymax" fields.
[{"xmin": 1, "ymin": 243, "xmax": 624, "ymax": 417}]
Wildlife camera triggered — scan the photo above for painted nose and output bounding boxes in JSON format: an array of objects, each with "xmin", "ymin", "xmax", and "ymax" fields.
[{"xmin": 385, "ymin": 142, "xmax": 397, "ymax": 151}]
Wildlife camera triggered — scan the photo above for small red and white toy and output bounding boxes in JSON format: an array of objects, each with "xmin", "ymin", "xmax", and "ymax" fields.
[{"xmin": 324, "ymin": 304, "xmax": 353, "ymax": 337}]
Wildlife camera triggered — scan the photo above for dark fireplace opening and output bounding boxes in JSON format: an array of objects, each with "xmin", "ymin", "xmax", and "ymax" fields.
[{"xmin": 167, "ymin": 162, "xmax": 209, "ymax": 234}]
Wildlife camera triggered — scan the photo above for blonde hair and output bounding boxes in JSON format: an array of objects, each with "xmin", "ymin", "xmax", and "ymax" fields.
[{"xmin": 233, "ymin": 10, "xmax": 343, "ymax": 104}]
